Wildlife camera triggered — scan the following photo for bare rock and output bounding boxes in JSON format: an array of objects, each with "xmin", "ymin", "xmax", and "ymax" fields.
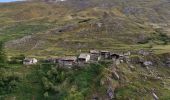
[
  {"xmin": 107, "ymin": 87, "xmax": 115, "ymax": 100},
  {"xmin": 112, "ymin": 71, "xmax": 120, "ymax": 80},
  {"xmin": 152, "ymin": 92, "xmax": 159, "ymax": 100}
]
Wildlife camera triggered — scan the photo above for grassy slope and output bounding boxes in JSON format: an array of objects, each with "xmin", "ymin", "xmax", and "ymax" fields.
[
  {"xmin": 2, "ymin": 64, "xmax": 44, "ymax": 100},
  {"xmin": 116, "ymin": 63, "xmax": 170, "ymax": 100},
  {"xmin": 0, "ymin": 1, "xmax": 169, "ymax": 57}
]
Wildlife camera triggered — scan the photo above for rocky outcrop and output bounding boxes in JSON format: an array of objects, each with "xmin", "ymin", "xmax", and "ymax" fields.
[
  {"xmin": 152, "ymin": 92, "xmax": 159, "ymax": 100},
  {"xmin": 159, "ymin": 53, "xmax": 170, "ymax": 67},
  {"xmin": 107, "ymin": 87, "xmax": 115, "ymax": 100},
  {"xmin": 143, "ymin": 61, "xmax": 153, "ymax": 67},
  {"xmin": 112, "ymin": 71, "xmax": 120, "ymax": 80}
]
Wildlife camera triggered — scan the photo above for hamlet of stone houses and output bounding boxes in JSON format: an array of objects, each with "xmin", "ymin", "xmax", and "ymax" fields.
[{"xmin": 23, "ymin": 49, "xmax": 155, "ymax": 69}]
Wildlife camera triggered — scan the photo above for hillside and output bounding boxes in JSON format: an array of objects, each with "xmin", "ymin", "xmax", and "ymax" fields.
[
  {"xmin": 0, "ymin": 0, "xmax": 169, "ymax": 57},
  {"xmin": 0, "ymin": 0, "xmax": 170, "ymax": 100}
]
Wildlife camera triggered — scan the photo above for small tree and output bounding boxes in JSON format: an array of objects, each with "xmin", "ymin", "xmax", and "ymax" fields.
[{"xmin": 0, "ymin": 41, "xmax": 7, "ymax": 67}]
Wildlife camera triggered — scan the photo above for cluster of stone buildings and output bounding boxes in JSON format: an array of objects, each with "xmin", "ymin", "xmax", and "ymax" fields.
[
  {"xmin": 48, "ymin": 50, "xmax": 128, "ymax": 68},
  {"xmin": 23, "ymin": 49, "xmax": 162, "ymax": 68},
  {"xmin": 23, "ymin": 50, "xmax": 131, "ymax": 68}
]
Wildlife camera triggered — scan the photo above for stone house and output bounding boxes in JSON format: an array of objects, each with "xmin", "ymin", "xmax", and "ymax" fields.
[
  {"xmin": 100, "ymin": 50, "xmax": 111, "ymax": 59},
  {"xmin": 23, "ymin": 58, "xmax": 38, "ymax": 65},
  {"xmin": 89, "ymin": 50, "xmax": 101, "ymax": 61},
  {"xmin": 110, "ymin": 53, "xmax": 120, "ymax": 60},
  {"xmin": 78, "ymin": 53, "xmax": 91, "ymax": 63},
  {"xmin": 58, "ymin": 56, "xmax": 77, "ymax": 68}
]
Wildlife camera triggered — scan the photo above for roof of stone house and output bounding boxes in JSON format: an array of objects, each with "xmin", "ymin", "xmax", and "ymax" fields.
[
  {"xmin": 24, "ymin": 58, "xmax": 36, "ymax": 61},
  {"xmin": 60, "ymin": 56, "xmax": 77, "ymax": 61},
  {"xmin": 90, "ymin": 50, "xmax": 100, "ymax": 54},
  {"xmin": 110, "ymin": 53, "xmax": 120, "ymax": 55},
  {"xmin": 79, "ymin": 53, "xmax": 90, "ymax": 59},
  {"xmin": 100, "ymin": 50, "xmax": 110, "ymax": 53}
]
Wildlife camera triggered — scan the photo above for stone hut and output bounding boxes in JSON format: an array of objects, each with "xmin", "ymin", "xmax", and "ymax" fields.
[
  {"xmin": 23, "ymin": 58, "xmax": 38, "ymax": 65},
  {"xmin": 58, "ymin": 56, "xmax": 77, "ymax": 68},
  {"xmin": 110, "ymin": 53, "xmax": 120, "ymax": 60},
  {"xmin": 100, "ymin": 50, "xmax": 111, "ymax": 59},
  {"xmin": 89, "ymin": 50, "xmax": 101, "ymax": 61},
  {"xmin": 78, "ymin": 53, "xmax": 91, "ymax": 63}
]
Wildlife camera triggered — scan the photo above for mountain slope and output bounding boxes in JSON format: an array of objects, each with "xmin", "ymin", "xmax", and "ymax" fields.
[
  {"xmin": 0, "ymin": 0, "xmax": 169, "ymax": 57},
  {"xmin": 0, "ymin": 0, "xmax": 170, "ymax": 100}
]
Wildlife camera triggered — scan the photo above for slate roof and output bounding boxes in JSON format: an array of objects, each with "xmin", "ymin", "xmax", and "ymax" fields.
[
  {"xmin": 60, "ymin": 56, "xmax": 77, "ymax": 61},
  {"xmin": 90, "ymin": 50, "xmax": 100, "ymax": 54},
  {"xmin": 79, "ymin": 53, "xmax": 90, "ymax": 59}
]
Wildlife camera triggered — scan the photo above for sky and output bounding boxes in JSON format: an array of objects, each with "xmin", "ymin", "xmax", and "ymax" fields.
[{"xmin": 0, "ymin": 0, "xmax": 24, "ymax": 2}]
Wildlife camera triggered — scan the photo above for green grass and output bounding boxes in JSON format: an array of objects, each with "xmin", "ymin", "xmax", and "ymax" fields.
[
  {"xmin": 1, "ymin": 65, "xmax": 44, "ymax": 100},
  {"xmin": 0, "ymin": 23, "xmax": 53, "ymax": 42},
  {"xmin": 37, "ymin": 63, "xmax": 107, "ymax": 100}
]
